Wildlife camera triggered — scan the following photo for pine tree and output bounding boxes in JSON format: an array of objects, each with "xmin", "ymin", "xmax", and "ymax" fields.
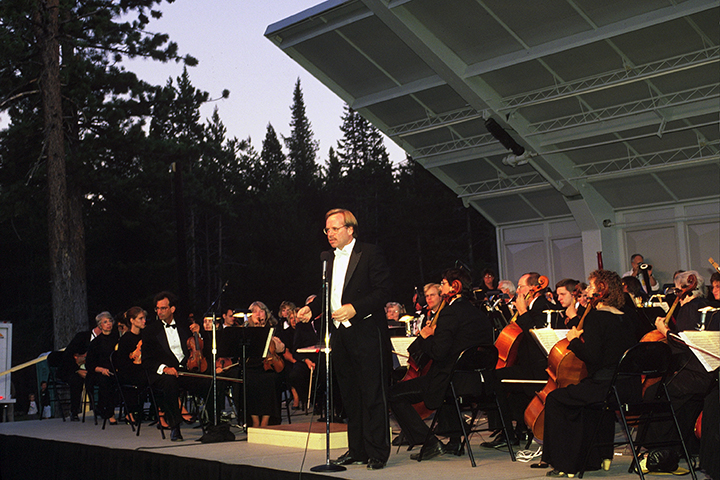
[
  {"xmin": 258, "ymin": 123, "xmax": 287, "ymax": 191},
  {"xmin": 0, "ymin": 0, "xmax": 195, "ymax": 347},
  {"xmin": 284, "ymin": 78, "xmax": 319, "ymax": 193}
]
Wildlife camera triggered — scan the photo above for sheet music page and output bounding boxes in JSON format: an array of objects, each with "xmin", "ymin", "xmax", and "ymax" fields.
[
  {"xmin": 390, "ymin": 337, "xmax": 416, "ymax": 367},
  {"xmin": 530, "ymin": 328, "xmax": 568, "ymax": 356},
  {"xmin": 262, "ymin": 327, "xmax": 274, "ymax": 358},
  {"xmin": 677, "ymin": 331, "xmax": 720, "ymax": 372}
]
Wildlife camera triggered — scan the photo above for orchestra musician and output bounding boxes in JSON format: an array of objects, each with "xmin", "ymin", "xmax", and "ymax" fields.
[
  {"xmin": 142, "ymin": 291, "xmax": 216, "ymax": 442},
  {"xmin": 623, "ymin": 253, "xmax": 660, "ymax": 294},
  {"xmin": 243, "ymin": 301, "xmax": 286, "ymax": 427},
  {"xmin": 645, "ymin": 271, "xmax": 717, "ymax": 456},
  {"xmin": 422, "ymin": 283, "xmax": 442, "ymax": 328},
  {"xmin": 297, "ymin": 208, "xmax": 393, "ymax": 470},
  {"xmin": 555, "ymin": 278, "xmax": 582, "ymax": 329},
  {"xmin": 86, "ymin": 311, "xmax": 120, "ymax": 424},
  {"xmin": 114, "ymin": 307, "xmax": 147, "ymax": 421},
  {"xmin": 485, "ymin": 272, "xmax": 554, "ymax": 449},
  {"xmin": 541, "ymin": 269, "xmax": 637, "ymax": 477},
  {"xmin": 389, "ymin": 267, "xmax": 493, "ymax": 460}
]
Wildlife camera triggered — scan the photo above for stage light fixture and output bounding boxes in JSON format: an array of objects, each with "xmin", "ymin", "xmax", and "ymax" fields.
[{"xmin": 484, "ymin": 117, "xmax": 525, "ymax": 156}]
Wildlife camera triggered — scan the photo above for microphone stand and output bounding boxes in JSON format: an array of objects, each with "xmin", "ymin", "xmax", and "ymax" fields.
[
  {"xmin": 311, "ymin": 258, "xmax": 346, "ymax": 472},
  {"xmin": 202, "ymin": 281, "xmax": 228, "ymax": 427}
]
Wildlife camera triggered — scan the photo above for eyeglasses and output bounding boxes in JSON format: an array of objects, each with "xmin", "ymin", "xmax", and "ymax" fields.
[
  {"xmin": 155, "ymin": 306, "xmax": 170, "ymax": 311},
  {"xmin": 323, "ymin": 225, "xmax": 348, "ymax": 235},
  {"xmin": 440, "ymin": 280, "xmax": 449, "ymax": 286}
]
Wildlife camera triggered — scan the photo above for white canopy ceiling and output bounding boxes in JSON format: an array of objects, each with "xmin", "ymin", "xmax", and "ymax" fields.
[{"xmin": 266, "ymin": 0, "xmax": 719, "ymax": 227}]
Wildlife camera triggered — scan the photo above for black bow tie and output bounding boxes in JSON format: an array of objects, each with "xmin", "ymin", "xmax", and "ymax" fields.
[{"xmin": 164, "ymin": 323, "xmax": 176, "ymax": 329}]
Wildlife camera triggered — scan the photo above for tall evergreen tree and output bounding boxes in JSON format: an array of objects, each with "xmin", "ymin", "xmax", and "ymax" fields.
[
  {"xmin": 284, "ymin": 78, "xmax": 319, "ymax": 193},
  {"xmin": 258, "ymin": 122, "xmax": 287, "ymax": 191},
  {"xmin": 0, "ymin": 0, "xmax": 195, "ymax": 348}
]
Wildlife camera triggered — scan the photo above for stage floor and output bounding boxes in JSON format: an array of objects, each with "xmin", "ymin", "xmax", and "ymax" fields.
[{"xmin": 0, "ymin": 413, "xmax": 686, "ymax": 480}]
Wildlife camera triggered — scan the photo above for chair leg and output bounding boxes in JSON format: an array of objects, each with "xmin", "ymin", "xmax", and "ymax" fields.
[
  {"xmin": 664, "ymin": 386, "xmax": 698, "ymax": 480},
  {"xmin": 450, "ymin": 383, "xmax": 476, "ymax": 467},
  {"xmin": 494, "ymin": 397, "xmax": 516, "ymax": 461}
]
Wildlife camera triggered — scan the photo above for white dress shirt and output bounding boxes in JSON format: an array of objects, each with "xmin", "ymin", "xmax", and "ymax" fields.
[{"xmin": 331, "ymin": 238, "xmax": 356, "ymax": 328}]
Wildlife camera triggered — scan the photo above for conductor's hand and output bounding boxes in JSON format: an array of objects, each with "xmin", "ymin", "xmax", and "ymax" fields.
[
  {"xmin": 163, "ymin": 366, "xmax": 179, "ymax": 377},
  {"xmin": 297, "ymin": 306, "xmax": 312, "ymax": 323},
  {"xmin": 332, "ymin": 304, "xmax": 356, "ymax": 324}
]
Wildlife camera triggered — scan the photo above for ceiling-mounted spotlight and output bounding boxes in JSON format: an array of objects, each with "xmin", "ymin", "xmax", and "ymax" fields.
[{"xmin": 484, "ymin": 117, "xmax": 525, "ymax": 156}]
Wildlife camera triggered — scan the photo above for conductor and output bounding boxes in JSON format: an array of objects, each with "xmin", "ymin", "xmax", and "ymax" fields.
[{"xmin": 298, "ymin": 208, "xmax": 393, "ymax": 470}]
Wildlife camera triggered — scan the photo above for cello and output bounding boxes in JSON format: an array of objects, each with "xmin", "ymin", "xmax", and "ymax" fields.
[
  {"xmin": 523, "ymin": 291, "xmax": 601, "ymax": 441},
  {"xmin": 495, "ymin": 275, "xmax": 549, "ymax": 369}
]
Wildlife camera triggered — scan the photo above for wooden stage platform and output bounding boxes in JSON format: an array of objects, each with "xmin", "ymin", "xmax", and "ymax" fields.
[{"xmin": 0, "ymin": 413, "xmax": 688, "ymax": 480}]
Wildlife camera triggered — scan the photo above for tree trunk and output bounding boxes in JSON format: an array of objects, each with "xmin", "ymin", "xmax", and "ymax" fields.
[{"xmin": 34, "ymin": 0, "xmax": 88, "ymax": 349}]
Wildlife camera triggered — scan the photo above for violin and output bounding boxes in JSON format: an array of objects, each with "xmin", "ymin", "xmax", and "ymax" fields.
[
  {"xmin": 130, "ymin": 340, "xmax": 142, "ymax": 365},
  {"xmin": 186, "ymin": 329, "xmax": 207, "ymax": 373},
  {"xmin": 641, "ymin": 274, "xmax": 697, "ymax": 343},
  {"xmin": 263, "ymin": 337, "xmax": 284, "ymax": 373},
  {"xmin": 495, "ymin": 275, "xmax": 549, "ymax": 369}
]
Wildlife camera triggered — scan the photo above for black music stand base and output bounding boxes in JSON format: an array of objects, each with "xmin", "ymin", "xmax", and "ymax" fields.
[{"xmin": 310, "ymin": 463, "xmax": 346, "ymax": 473}]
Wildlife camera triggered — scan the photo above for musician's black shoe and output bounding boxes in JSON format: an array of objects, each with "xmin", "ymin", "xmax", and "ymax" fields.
[
  {"xmin": 367, "ymin": 458, "xmax": 386, "ymax": 470},
  {"xmin": 170, "ymin": 426, "xmax": 184, "ymax": 442},
  {"xmin": 331, "ymin": 451, "xmax": 367, "ymax": 466},
  {"xmin": 443, "ymin": 440, "xmax": 465, "ymax": 456},
  {"xmin": 480, "ymin": 432, "xmax": 518, "ymax": 449},
  {"xmin": 410, "ymin": 437, "xmax": 444, "ymax": 461},
  {"xmin": 392, "ymin": 434, "xmax": 409, "ymax": 446}
]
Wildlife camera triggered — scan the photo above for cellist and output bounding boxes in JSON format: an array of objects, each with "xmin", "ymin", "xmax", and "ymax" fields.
[
  {"xmin": 541, "ymin": 270, "xmax": 637, "ymax": 478},
  {"xmin": 485, "ymin": 272, "xmax": 554, "ymax": 449}
]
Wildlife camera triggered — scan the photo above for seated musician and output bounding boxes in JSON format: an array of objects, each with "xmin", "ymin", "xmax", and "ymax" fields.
[
  {"xmin": 474, "ymin": 268, "xmax": 499, "ymax": 300},
  {"xmin": 421, "ymin": 283, "xmax": 443, "ymax": 328},
  {"xmin": 245, "ymin": 301, "xmax": 286, "ymax": 427},
  {"xmin": 541, "ymin": 270, "xmax": 638, "ymax": 477},
  {"xmin": 281, "ymin": 306, "xmax": 318, "ymax": 410},
  {"xmin": 486, "ymin": 272, "xmax": 554, "ymax": 448},
  {"xmin": 86, "ymin": 311, "xmax": 120, "ymax": 424},
  {"xmin": 114, "ymin": 307, "xmax": 147, "ymax": 422},
  {"xmin": 55, "ymin": 321, "xmax": 102, "ymax": 421},
  {"xmin": 142, "ymin": 291, "xmax": 218, "ymax": 441},
  {"xmin": 389, "ymin": 268, "xmax": 493, "ymax": 460},
  {"xmin": 555, "ymin": 278, "xmax": 582, "ymax": 329},
  {"xmin": 707, "ymin": 271, "xmax": 720, "ymax": 331},
  {"xmin": 646, "ymin": 271, "xmax": 716, "ymax": 456}
]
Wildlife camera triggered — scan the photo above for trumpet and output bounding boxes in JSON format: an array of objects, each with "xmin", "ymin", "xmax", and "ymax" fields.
[{"xmin": 639, "ymin": 263, "xmax": 652, "ymax": 271}]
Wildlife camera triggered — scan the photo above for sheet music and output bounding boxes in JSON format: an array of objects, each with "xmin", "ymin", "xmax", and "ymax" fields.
[
  {"xmin": 390, "ymin": 336, "xmax": 416, "ymax": 367},
  {"xmin": 262, "ymin": 327, "xmax": 274, "ymax": 357},
  {"xmin": 677, "ymin": 331, "xmax": 720, "ymax": 372},
  {"xmin": 530, "ymin": 328, "xmax": 568, "ymax": 356}
]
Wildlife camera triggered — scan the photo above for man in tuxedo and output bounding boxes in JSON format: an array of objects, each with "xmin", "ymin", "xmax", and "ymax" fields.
[
  {"xmin": 389, "ymin": 267, "xmax": 493, "ymax": 460},
  {"xmin": 484, "ymin": 271, "xmax": 553, "ymax": 449},
  {"xmin": 142, "ymin": 291, "xmax": 213, "ymax": 441},
  {"xmin": 298, "ymin": 208, "xmax": 393, "ymax": 469}
]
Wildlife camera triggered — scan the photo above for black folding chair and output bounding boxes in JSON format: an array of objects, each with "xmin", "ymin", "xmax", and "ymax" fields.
[
  {"xmin": 578, "ymin": 342, "xmax": 697, "ymax": 480},
  {"xmin": 417, "ymin": 344, "xmax": 516, "ymax": 466}
]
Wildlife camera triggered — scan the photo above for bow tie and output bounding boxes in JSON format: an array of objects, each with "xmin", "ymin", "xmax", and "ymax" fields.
[
  {"xmin": 164, "ymin": 323, "xmax": 176, "ymax": 329},
  {"xmin": 334, "ymin": 248, "xmax": 351, "ymax": 258}
]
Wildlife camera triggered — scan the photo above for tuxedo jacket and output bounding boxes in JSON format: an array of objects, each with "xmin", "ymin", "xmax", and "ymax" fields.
[
  {"xmin": 515, "ymin": 294, "xmax": 554, "ymax": 376},
  {"xmin": 142, "ymin": 317, "xmax": 193, "ymax": 381},
  {"xmin": 418, "ymin": 296, "xmax": 493, "ymax": 410},
  {"xmin": 310, "ymin": 241, "xmax": 392, "ymax": 332}
]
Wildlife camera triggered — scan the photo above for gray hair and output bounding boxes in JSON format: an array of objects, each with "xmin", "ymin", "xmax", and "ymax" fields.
[
  {"xmin": 674, "ymin": 270, "xmax": 704, "ymax": 299},
  {"xmin": 498, "ymin": 280, "xmax": 516, "ymax": 296},
  {"xmin": 95, "ymin": 311, "xmax": 114, "ymax": 327}
]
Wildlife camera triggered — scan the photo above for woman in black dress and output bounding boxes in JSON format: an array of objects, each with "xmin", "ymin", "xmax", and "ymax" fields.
[
  {"xmin": 114, "ymin": 307, "xmax": 147, "ymax": 421},
  {"xmin": 86, "ymin": 311, "xmax": 120, "ymax": 423},
  {"xmin": 542, "ymin": 270, "xmax": 638, "ymax": 477}
]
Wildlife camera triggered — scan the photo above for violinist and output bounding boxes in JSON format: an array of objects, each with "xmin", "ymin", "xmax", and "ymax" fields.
[
  {"xmin": 142, "ymin": 291, "xmax": 217, "ymax": 442},
  {"xmin": 486, "ymin": 272, "xmax": 554, "ymax": 449},
  {"xmin": 115, "ymin": 307, "xmax": 147, "ymax": 421},
  {"xmin": 541, "ymin": 270, "xmax": 637, "ymax": 477},
  {"xmin": 645, "ymin": 271, "xmax": 716, "ymax": 457},
  {"xmin": 389, "ymin": 268, "xmax": 493, "ymax": 460},
  {"xmin": 245, "ymin": 301, "xmax": 286, "ymax": 427}
]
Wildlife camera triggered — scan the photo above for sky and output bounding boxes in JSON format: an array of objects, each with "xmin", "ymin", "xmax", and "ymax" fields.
[{"xmin": 122, "ymin": 0, "xmax": 407, "ymax": 165}]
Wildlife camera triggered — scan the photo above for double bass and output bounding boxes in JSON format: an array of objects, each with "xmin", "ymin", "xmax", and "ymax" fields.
[
  {"xmin": 495, "ymin": 276, "xmax": 550, "ymax": 369},
  {"xmin": 523, "ymin": 292, "xmax": 601, "ymax": 441}
]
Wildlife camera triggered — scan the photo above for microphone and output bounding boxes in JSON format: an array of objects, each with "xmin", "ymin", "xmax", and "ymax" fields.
[{"xmin": 320, "ymin": 251, "xmax": 332, "ymax": 281}]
